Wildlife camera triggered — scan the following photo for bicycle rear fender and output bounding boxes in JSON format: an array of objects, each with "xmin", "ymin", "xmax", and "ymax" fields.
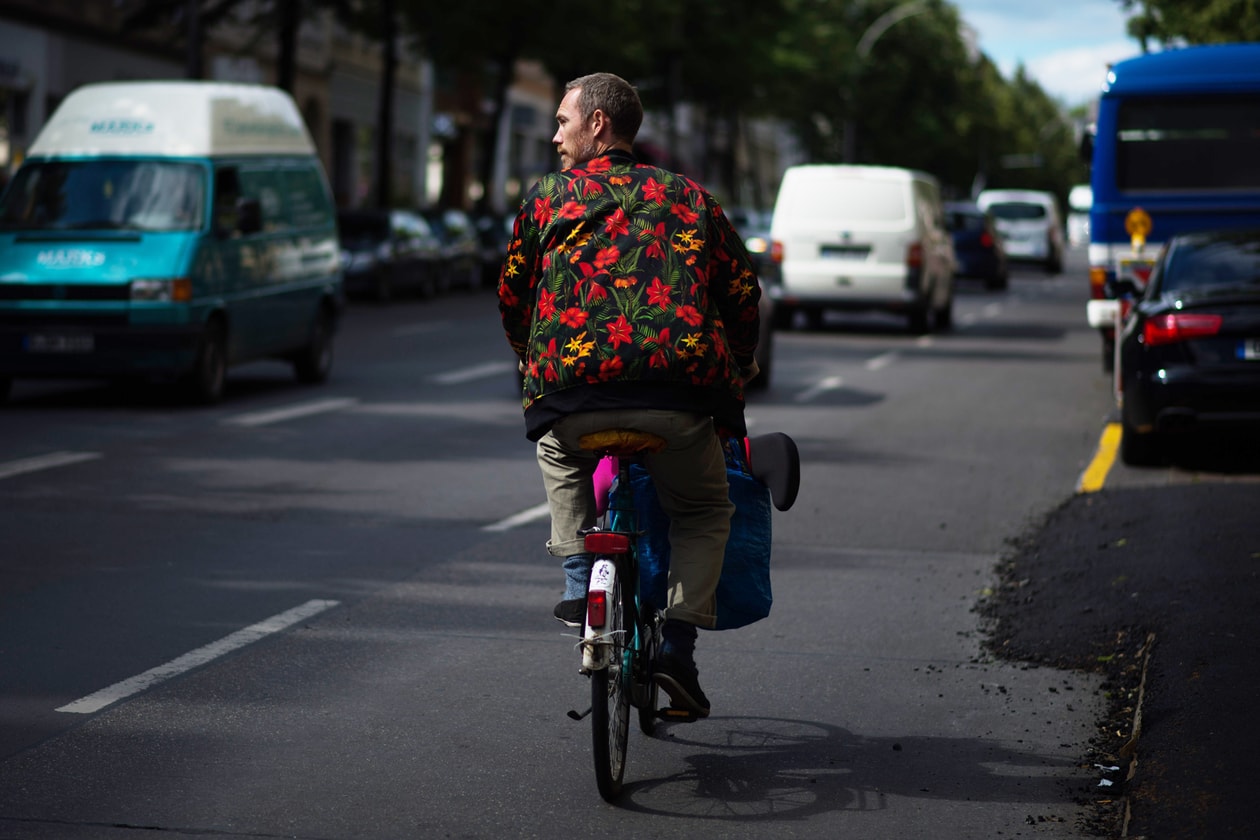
[{"xmin": 582, "ymin": 558, "xmax": 617, "ymax": 671}]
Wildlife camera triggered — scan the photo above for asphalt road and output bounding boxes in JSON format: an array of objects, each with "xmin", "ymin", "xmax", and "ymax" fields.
[{"xmin": 1, "ymin": 248, "xmax": 1254, "ymax": 838}]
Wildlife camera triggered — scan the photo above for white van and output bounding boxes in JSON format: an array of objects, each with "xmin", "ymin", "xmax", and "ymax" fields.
[
  {"xmin": 976, "ymin": 188, "xmax": 1065, "ymax": 273},
  {"xmin": 769, "ymin": 165, "xmax": 955, "ymax": 333},
  {"xmin": 1066, "ymin": 183, "xmax": 1092, "ymax": 247},
  {"xmin": 0, "ymin": 81, "xmax": 343, "ymax": 403}
]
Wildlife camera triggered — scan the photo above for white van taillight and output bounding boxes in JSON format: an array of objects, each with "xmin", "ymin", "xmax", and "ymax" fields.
[
  {"xmin": 906, "ymin": 241, "xmax": 924, "ymax": 269},
  {"xmin": 768, "ymin": 239, "xmax": 784, "ymax": 264}
]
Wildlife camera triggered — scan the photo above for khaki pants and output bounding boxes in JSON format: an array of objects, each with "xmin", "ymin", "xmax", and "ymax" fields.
[{"xmin": 536, "ymin": 409, "xmax": 733, "ymax": 628}]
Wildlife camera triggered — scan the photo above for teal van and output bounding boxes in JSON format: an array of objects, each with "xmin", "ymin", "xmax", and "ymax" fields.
[{"xmin": 0, "ymin": 81, "xmax": 343, "ymax": 403}]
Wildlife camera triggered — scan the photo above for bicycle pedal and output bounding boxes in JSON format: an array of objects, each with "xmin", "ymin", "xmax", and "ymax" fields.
[{"xmin": 658, "ymin": 706, "xmax": 700, "ymax": 723}]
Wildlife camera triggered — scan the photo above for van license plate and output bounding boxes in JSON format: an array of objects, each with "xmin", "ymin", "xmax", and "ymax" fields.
[
  {"xmin": 1240, "ymin": 338, "xmax": 1260, "ymax": 360},
  {"xmin": 25, "ymin": 333, "xmax": 94, "ymax": 354}
]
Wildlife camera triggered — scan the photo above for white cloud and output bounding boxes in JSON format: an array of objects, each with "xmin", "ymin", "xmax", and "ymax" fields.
[{"xmin": 1028, "ymin": 40, "xmax": 1142, "ymax": 105}]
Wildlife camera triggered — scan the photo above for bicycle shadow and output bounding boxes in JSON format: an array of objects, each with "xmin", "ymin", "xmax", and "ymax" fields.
[{"xmin": 616, "ymin": 715, "xmax": 1084, "ymax": 820}]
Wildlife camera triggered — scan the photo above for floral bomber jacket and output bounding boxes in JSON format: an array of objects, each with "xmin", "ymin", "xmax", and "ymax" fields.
[{"xmin": 498, "ymin": 150, "xmax": 761, "ymax": 439}]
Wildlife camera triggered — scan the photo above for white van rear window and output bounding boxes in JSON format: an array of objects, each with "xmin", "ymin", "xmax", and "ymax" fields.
[{"xmin": 781, "ymin": 179, "xmax": 908, "ymax": 222}]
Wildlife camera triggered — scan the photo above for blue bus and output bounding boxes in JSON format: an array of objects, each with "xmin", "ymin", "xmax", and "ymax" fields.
[{"xmin": 1085, "ymin": 43, "xmax": 1260, "ymax": 371}]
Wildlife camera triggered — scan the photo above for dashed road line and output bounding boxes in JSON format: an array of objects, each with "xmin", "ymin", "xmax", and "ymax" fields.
[
  {"xmin": 57, "ymin": 599, "xmax": 340, "ymax": 715},
  {"xmin": 794, "ymin": 375, "xmax": 845, "ymax": 404},
  {"xmin": 0, "ymin": 451, "xmax": 102, "ymax": 481},
  {"xmin": 223, "ymin": 397, "xmax": 360, "ymax": 427},
  {"xmin": 483, "ymin": 502, "xmax": 550, "ymax": 532},
  {"xmin": 432, "ymin": 361, "xmax": 515, "ymax": 385}
]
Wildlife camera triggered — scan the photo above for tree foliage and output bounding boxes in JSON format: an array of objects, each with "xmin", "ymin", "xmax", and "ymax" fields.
[{"xmin": 1119, "ymin": 0, "xmax": 1260, "ymax": 47}]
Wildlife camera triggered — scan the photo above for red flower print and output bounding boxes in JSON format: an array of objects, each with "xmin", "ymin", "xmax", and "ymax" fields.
[
  {"xmin": 585, "ymin": 282, "xmax": 609, "ymax": 303},
  {"xmin": 643, "ymin": 178, "xmax": 667, "ymax": 203},
  {"xmin": 560, "ymin": 307, "xmax": 589, "ymax": 329},
  {"xmin": 605, "ymin": 315, "xmax": 632, "ymax": 349},
  {"xmin": 646, "ymin": 223, "xmax": 667, "ymax": 259},
  {"xmin": 646, "ymin": 277, "xmax": 672, "ymax": 308},
  {"xmin": 533, "ymin": 198, "xmax": 553, "ymax": 226},
  {"xmin": 586, "ymin": 157, "xmax": 611, "ymax": 174},
  {"xmin": 583, "ymin": 180, "xmax": 604, "ymax": 196},
  {"xmin": 593, "ymin": 245, "xmax": 620, "ymax": 270},
  {"xmin": 604, "ymin": 208, "xmax": 630, "ymax": 237},
  {"xmin": 671, "ymin": 203, "xmax": 699, "ymax": 224},
  {"xmin": 560, "ymin": 201, "xmax": 587, "ymax": 220},
  {"xmin": 538, "ymin": 287, "xmax": 556, "ymax": 321},
  {"xmin": 676, "ymin": 305, "xmax": 704, "ymax": 326},
  {"xmin": 599, "ymin": 356, "xmax": 625, "ymax": 380}
]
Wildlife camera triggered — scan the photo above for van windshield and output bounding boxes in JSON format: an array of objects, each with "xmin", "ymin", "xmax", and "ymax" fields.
[
  {"xmin": 781, "ymin": 179, "xmax": 908, "ymax": 222},
  {"xmin": 0, "ymin": 160, "xmax": 206, "ymax": 232}
]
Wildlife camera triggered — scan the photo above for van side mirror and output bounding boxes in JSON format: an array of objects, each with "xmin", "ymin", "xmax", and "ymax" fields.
[{"xmin": 236, "ymin": 198, "xmax": 262, "ymax": 235}]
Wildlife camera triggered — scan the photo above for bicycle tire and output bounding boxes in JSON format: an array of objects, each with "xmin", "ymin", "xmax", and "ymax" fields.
[
  {"xmin": 590, "ymin": 568, "xmax": 632, "ymax": 801},
  {"xmin": 637, "ymin": 613, "xmax": 660, "ymax": 736}
]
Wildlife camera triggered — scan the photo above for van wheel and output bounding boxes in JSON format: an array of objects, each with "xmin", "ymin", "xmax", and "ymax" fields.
[
  {"xmin": 772, "ymin": 305, "xmax": 794, "ymax": 331},
  {"xmin": 294, "ymin": 307, "xmax": 334, "ymax": 384},
  {"xmin": 185, "ymin": 322, "xmax": 227, "ymax": 405}
]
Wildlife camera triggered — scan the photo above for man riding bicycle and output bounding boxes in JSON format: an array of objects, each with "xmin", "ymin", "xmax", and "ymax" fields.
[{"xmin": 497, "ymin": 72, "xmax": 761, "ymax": 717}]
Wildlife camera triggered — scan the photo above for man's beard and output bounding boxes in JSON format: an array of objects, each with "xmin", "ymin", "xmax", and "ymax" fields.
[{"xmin": 561, "ymin": 135, "xmax": 602, "ymax": 170}]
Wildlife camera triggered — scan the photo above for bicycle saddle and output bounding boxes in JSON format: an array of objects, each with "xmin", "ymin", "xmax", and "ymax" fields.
[
  {"xmin": 747, "ymin": 432, "xmax": 801, "ymax": 511},
  {"xmin": 578, "ymin": 428, "xmax": 668, "ymax": 457}
]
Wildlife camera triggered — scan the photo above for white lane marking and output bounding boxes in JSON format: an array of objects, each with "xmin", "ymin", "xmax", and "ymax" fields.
[
  {"xmin": 57, "ymin": 599, "xmax": 340, "ymax": 715},
  {"xmin": 794, "ymin": 375, "xmax": 844, "ymax": 404},
  {"xmin": 915, "ymin": 335, "xmax": 934, "ymax": 347},
  {"xmin": 433, "ymin": 361, "xmax": 515, "ymax": 385},
  {"xmin": 0, "ymin": 451, "xmax": 102, "ymax": 481},
  {"xmin": 223, "ymin": 398, "xmax": 359, "ymax": 427},
  {"xmin": 482, "ymin": 502, "xmax": 550, "ymax": 532},
  {"xmin": 983, "ymin": 303, "xmax": 1003, "ymax": 318},
  {"xmin": 865, "ymin": 352, "xmax": 899, "ymax": 371}
]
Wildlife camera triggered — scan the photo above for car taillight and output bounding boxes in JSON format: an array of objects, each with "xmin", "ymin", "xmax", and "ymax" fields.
[
  {"xmin": 587, "ymin": 590, "xmax": 607, "ymax": 628},
  {"xmin": 980, "ymin": 231, "xmax": 994, "ymax": 248},
  {"xmin": 906, "ymin": 241, "xmax": 923, "ymax": 269},
  {"xmin": 768, "ymin": 239, "xmax": 783, "ymax": 264},
  {"xmin": 1143, "ymin": 313, "xmax": 1223, "ymax": 346}
]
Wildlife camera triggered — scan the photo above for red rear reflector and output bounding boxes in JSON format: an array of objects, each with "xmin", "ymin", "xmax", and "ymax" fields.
[
  {"xmin": 980, "ymin": 231, "xmax": 993, "ymax": 248},
  {"xmin": 587, "ymin": 590, "xmax": 607, "ymax": 627},
  {"xmin": 906, "ymin": 241, "xmax": 923, "ymax": 268},
  {"xmin": 769, "ymin": 240, "xmax": 784, "ymax": 264},
  {"xmin": 584, "ymin": 532, "xmax": 631, "ymax": 553},
  {"xmin": 1143, "ymin": 313, "xmax": 1222, "ymax": 346}
]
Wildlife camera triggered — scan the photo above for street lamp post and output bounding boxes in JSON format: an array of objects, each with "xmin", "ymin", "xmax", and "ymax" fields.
[{"xmin": 843, "ymin": 1, "xmax": 929, "ymax": 163}]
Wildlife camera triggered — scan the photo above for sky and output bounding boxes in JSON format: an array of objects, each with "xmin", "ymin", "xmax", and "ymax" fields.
[{"xmin": 950, "ymin": 0, "xmax": 1144, "ymax": 106}]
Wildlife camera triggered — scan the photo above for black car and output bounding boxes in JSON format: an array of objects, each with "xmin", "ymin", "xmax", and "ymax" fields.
[
  {"xmin": 421, "ymin": 207, "xmax": 483, "ymax": 292},
  {"xmin": 338, "ymin": 209, "xmax": 443, "ymax": 302},
  {"xmin": 944, "ymin": 201, "xmax": 1008, "ymax": 291},
  {"xmin": 1116, "ymin": 228, "xmax": 1260, "ymax": 465}
]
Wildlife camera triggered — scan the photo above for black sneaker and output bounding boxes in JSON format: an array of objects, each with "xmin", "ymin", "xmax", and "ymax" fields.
[
  {"xmin": 553, "ymin": 598, "xmax": 585, "ymax": 627},
  {"xmin": 653, "ymin": 648, "xmax": 711, "ymax": 717}
]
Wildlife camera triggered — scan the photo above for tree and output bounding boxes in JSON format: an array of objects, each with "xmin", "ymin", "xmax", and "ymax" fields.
[{"xmin": 1119, "ymin": 0, "xmax": 1260, "ymax": 47}]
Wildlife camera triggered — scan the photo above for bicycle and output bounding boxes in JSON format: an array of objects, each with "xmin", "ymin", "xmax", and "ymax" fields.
[
  {"xmin": 564, "ymin": 428, "xmax": 687, "ymax": 801},
  {"xmin": 566, "ymin": 427, "xmax": 800, "ymax": 802}
]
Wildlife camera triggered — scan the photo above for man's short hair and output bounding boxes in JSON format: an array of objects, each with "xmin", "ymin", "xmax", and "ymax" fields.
[{"xmin": 565, "ymin": 73, "xmax": 644, "ymax": 143}]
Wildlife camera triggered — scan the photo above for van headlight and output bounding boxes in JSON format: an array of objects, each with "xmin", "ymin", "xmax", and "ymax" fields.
[{"xmin": 131, "ymin": 278, "xmax": 193, "ymax": 302}]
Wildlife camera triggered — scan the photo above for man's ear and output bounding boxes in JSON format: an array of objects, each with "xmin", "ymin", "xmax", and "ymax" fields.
[{"xmin": 589, "ymin": 108, "xmax": 609, "ymax": 139}]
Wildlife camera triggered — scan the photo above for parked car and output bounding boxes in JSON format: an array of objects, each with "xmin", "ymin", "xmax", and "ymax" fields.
[
  {"xmin": 474, "ymin": 211, "xmax": 515, "ymax": 288},
  {"xmin": 944, "ymin": 201, "xmax": 1009, "ymax": 290},
  {"xmin": 770, "ymin": 165, "xmax": 955, "ymax": 333},
  {"xmin": 977, "ymin": 188, "xmax": 1065, "ymax": 274},
  {"xmin": 338, "ymin": 209, "xmax": 443, "ymax": 302},
  {"xmin": 1115, "ymin": 228, "xmax": 1260, "ymax": 465},
  {"xmin": 733, "ymin": 213, "xmax": 780, "ymax": 390},
  {"xmin": 421, "ymin": 207, "xmax": 483, "ymax": 291}
]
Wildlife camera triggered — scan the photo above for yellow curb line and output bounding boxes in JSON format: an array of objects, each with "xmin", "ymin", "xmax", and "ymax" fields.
[{"xmin": 1078, "ymin": 422, "xmax": 1122, "ymax": 493}]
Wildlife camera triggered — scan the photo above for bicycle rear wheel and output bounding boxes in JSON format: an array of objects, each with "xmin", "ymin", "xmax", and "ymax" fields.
[{"xmin": 590, "ymin": 568, "xmax": 631, "ymax": 801}]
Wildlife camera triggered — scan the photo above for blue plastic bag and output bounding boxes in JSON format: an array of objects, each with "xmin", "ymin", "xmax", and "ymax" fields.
[{"xmin": 630, "ymin": 438, "xmax": 773, "ymax": 630}]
